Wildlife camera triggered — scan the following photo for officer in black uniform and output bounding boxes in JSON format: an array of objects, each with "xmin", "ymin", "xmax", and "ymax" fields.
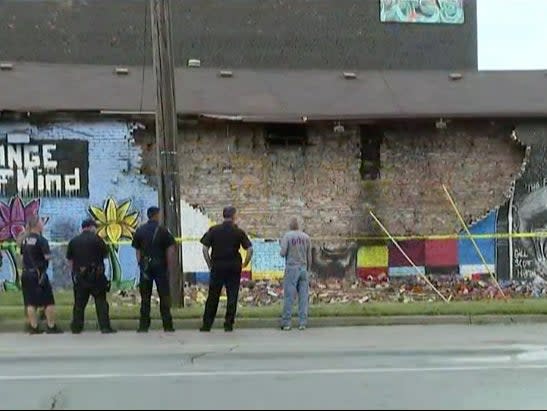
[
  {"xmin": 67, "ymin": 218, "xmax": 116, "ymax": 334},
  {"xmin": 20, "ymin": 215, "xmax": 63, "ymax": 334},
  {"xmin": 132, "ymin": 206, "xmax": 176, "ymax": 333},
  {"xmin": 200, "ymin": 206, "xmax": 253, "ymax": 332}
]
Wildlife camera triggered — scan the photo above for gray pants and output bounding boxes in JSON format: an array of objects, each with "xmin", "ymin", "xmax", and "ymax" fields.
[{"xmin": 281, "ymin": 266, "xmax": 309, "ymax": 327}]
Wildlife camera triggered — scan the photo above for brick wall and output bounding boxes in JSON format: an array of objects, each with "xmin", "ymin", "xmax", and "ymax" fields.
[
  {"xmin": 138, "ymin": 120, "xmax": 525, "ymax": 239},
  {"xmin": 179, "ymin": 122, "xmax": 363, "ymax": 239},
  {"xmin": 372, "ymin": 121, "xmax": 525, "ymax": 235},
  {"xmin": 0, "ymin": 117, "xmax": 529, "ymax": 290}
]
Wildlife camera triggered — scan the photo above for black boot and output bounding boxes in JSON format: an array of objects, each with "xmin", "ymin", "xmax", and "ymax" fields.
[
  {"xmin": 28, "ymin": 326, "xmax": 43, "ymax": 335},
  {"xmin": 46, "ymin": 325, "xmax": 64, "ymax": 334}
]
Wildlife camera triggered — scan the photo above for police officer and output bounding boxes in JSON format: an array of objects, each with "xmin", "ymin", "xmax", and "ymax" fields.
[
  {"xmin": 132, "ymin": 206, "xmax": 176, "ymax": 333},
  {"xmin": 19, "ymin": 215, "xmax": 63, "ymax": 334},
  {"xmin": 67, "ymin": 218, "xmax": 116, "ymax": 334},
  {"xmin": 200, "ymin": 206, "xmax": 253, "ymax": 332}
]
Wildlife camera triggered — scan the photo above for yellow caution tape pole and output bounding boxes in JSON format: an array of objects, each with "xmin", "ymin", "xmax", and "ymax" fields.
[
  {"xmin": 369, "ymin": 211, "xmax": 450, "ymax": 303},
  {"xmin": 442, "ymin": 184, "xmax": 506, "ymax": 298}
]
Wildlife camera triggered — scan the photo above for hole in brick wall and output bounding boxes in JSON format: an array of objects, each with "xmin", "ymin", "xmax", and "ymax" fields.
[
  {"xmin": 264, "ymin": 124, "xmax": 308, "ymax": 147},
  {"xmin": 360, "ymin": 125, "xmax": 383, "ymax": 180},
  {"xmin": 251, "ymin": 130, "xmax": 257, "ymax": 149}
]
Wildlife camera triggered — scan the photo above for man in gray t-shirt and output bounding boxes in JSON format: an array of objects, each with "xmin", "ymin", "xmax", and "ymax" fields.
[{"xmin": 280, "ymin": 217, "xmax": 312, "ymax": 330}]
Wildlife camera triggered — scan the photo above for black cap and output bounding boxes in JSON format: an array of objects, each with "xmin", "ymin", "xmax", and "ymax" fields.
[
  {"xmin": 147, "ymin": 206, "xmax": 160, "ymax": 219},
  {"xmin": 82, "ymin": 218, "xmax": 98, "ymax": 229},
  {"xmin": 223, "ymin": 206, "xmax": 237, "ymax": 219}
]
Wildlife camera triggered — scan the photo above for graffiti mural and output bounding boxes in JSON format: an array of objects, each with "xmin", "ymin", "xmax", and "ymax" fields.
[
  {"xmin": 179, "ymin": 209, "xmax": 498, "ymax": 285},
  {"xmin": 512, "ymin": 141, "xmax": 547, "ymax": 280},
  {"xmin": 513, "ymin": 187, "xmax": 547, "ymax": 278},
  {"xmin": 458, "ymin": 211, "xmax": 497, "ymax": 278},
  {"xmin": 357, "ymin": 244, "xmax": 389, "ymax": 281},
  {"xmin": 425, "ymin": 239, "xmax": 459, "ymax": 275},
  {"xmin": 0, "ymin": 139, "xmax": 89, "ymax": 197},
  {"xmin": 0, "ymin": 196, "xmax": 47, "ymax": 290},
  {"xmin": 353, "ymin": 213, "xmax": 496, "ymax": 282},
  {"xmin": 89, "ymin": 198, "xmax": 139, "ymax": 289},
  {"xmin": 312, "ymin": 244, "xmax": 358, "ymax": 280},
  {"xmin": 252, "ymin": 240, "xmax": 285, "ymax": 280},
  {"xmin": 0, "ymin": 120, "xmax": 158, "ymax": 290},
  {"xmin": 380, "ymin": 0, "xmax": 464, "ymax": 24}
]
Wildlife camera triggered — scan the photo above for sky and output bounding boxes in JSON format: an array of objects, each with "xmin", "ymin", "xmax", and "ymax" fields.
[{"xmin": 477, "ymin": 0, "xmax": 547, "ymax": 71}]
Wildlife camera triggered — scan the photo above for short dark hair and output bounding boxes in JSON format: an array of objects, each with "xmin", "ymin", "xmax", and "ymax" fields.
[
  {"xmin": 147, "ymin": 206, "xmax": 160, "ymax": 219},
  {"xmin": 82, "ymin": 218, "xmax": 98, "ymax": 229},
  {"xmin": 223, "ymin": 206, "xmax": 237, "ymax": 219}
]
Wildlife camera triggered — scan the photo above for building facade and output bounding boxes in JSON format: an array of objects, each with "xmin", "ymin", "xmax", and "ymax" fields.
[
  {"xmin": 0, "ymin": 0, "xmax": 546, "ymax": 291},
  {"xmin": 0, "ymin": 115, "xmax": 543, "ymax": 290},
  {"xmin": 0, "ymin": 0, "xmax": 477, "ymax": 70}
]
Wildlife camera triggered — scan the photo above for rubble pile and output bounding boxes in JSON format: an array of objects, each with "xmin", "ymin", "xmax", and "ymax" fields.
[{"xmin": 107, "ymin": 276, "xmax": 547, "ymax": 307}]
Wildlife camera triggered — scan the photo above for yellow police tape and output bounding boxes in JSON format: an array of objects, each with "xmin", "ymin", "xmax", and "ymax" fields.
[{"xmin": 0, "ymin": 231, "xmax": 544, "ymax": 248}]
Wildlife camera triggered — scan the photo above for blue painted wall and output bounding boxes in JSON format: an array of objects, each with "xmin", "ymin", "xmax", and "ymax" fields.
[{"xmin": 0, "ymin": 120, "xmax": 157, "ymax": 288}]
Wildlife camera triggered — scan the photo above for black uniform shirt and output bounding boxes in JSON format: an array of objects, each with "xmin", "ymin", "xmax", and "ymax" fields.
[
  {"xmin": 131, "ymin": 220, "xmax": 176, "ymax": 271},
  {"xmin": 66, "ymin": 231, "xmax": 109, "ymax": 272},
  {"xmin": 200, "ymin": 221, "xmax": 252, "ymax": 269},
  {"xmin": 21, "ymin": 233, "xmax": 50, "ymax": 272}
]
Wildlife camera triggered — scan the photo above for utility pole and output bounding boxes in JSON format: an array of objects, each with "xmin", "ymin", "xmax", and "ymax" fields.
[{"xmin": 150, "ymin": 0, "xmax": 184, "ymax": 307}]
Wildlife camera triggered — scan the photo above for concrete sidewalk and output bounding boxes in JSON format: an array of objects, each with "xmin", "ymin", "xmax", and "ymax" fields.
[{"xmin": 3, "ymin": 314, "xmax": 547, "ymax": 333}]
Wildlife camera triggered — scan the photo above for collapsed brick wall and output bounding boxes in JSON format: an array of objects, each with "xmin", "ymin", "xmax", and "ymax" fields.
[
  {"xmin": 136, "ymin": 120, "xmax": 525, "ymax": 239},
  {"xmin": 371, "ymin": 121, "xmax": 525, "ymax": 235}
]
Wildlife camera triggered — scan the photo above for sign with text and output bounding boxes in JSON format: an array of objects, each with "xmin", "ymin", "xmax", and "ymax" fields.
[{"xmin": 0, "ymin": 140, "xmax": 89, "ymax": 198}]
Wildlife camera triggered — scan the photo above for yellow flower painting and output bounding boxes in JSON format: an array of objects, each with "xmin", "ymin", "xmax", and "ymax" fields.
[{"xmin": 89, "ymin": 198, "xmax": 140, "ymax": 289}]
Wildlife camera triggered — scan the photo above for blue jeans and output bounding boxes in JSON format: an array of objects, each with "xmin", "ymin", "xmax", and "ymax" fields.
[{"xmin": 281, "ymin": 266, "xmax": 309, "ymax": 327}]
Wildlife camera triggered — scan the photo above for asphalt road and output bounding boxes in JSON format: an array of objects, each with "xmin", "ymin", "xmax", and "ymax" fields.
[{"xmin": 2, "ymin": 325, "xmax": 547, "ymax": 410}]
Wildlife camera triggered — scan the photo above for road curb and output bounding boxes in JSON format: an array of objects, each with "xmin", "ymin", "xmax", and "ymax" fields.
[
  {"xmin": 469, "ymin": 314, "xmax": 547, "ymax": 325},
  {"xmin": 3, "ymin": 314, "xmax": 547, "ymax": 332}
]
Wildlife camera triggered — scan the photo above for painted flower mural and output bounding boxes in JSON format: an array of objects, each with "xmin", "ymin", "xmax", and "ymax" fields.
[
  {"xmin": 0, "ymin": 196, "xmax": 46, "ymax": 290},
  {"xmin": 89, "ymin": 198, "xmax": 139, "ymax": 290},
  {"xmin": 0, "ymin": 197, "xmax": 41, "ymax": 241}
]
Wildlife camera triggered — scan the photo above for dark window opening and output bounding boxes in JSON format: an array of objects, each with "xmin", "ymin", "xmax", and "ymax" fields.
[
  {"xmin": 360, "ymin": 125, "xmax": 383, "ymax": 180},
  {"xmin": 264, "ymin": 124, "xmax": 308, "ymax": 147}
]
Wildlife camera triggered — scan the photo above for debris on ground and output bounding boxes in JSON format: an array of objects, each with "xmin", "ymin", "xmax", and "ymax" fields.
[{"xmin": 107, "ymin": 275, "xmax": 547, "ymax": 307}]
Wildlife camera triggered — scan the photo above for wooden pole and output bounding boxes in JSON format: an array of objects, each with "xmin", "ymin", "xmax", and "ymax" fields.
[{"xmin": 150, "ymin": 0, "xmax": 184, "ymax": 307}]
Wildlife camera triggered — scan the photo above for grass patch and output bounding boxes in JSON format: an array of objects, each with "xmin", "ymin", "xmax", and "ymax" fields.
[
  {"xmin": 0, "ymin": 291, "xmax": 75, "ymax": 306},
  {"xmin": 2, "ymin": 291, "xmax": 547, "ymax": 321}
]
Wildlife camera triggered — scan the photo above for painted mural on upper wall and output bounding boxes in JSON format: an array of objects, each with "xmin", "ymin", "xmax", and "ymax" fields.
[{"xmin": 380, "ymin": 0, "xmax": 464, "ymax": 24}]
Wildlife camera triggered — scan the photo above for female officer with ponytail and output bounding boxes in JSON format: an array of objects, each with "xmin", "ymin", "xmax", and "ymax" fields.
[{"xmin": 18, "ymin": 215, "xmax": 62, "ymax": 334}]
